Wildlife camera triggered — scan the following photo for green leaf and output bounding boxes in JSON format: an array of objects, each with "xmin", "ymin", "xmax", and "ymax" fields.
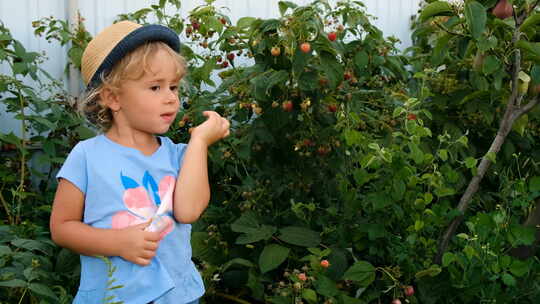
[
  {"xmin": 442, "ymin": 252, "xmax": 456, "ymax": 267},
  {"xmin": 232, "ymin": 212, "xmax": 277, "ymax": 244},
  {"xmin": 431, "ymin": 34, "xmax": 451, "ymax": 66},
  {"xmin": 509, "ymin": 260, "xmax": 529, "ymax": 277},
  {"xmin": 342, "ymin": 261, "xmax": 375, "ymax": 287},
  {"xmin": 419, "ymin": 1, "xmax": 454, "ymax": 22},
  {"xmin": 222, "ymin": 258, "xmax": 255, "ymax": 272},
  {"xmin": 485, "ymin": 151, "xmax": 496, "ymax": 163},
  {"xmin": 321, "ymin": 52, "xmax": 344, "ymax": 89},
  {"xmin": 278, "ymin": 1, "xmax": 298, "ymax": 16},
  {"xmin": 341, "ymin": 295, "xmax": 363, "ymax": 304},
  {"xmin": 415, "ymin": 265, "xmax": 442, "ymax": 279},
  {"xmin": 75, "ymin": 125, "xmax": 96, "ymax": 140},
  {"xmin": 465, "ymin": 1, "xmax": 487, "ymax": 40},
  {"xmin": 501, "ymin": 273, "xmax": 516, "ymax": 286},
  {"xmin": 529, "ymin": 176, "xmax": 540, "ymax": 192},
  {"xmin": 237, "ymin": 17, "xmax": 256, "ymax": 29},
  {"xmin": 29, "ymin": 283, "xmax": 58, "ymax": 300},
  {"xmin": 517, "ymin": 41, "xmax": 540, "ymax": 63},
  {"xmin": 301, "ymin": 288, "xmax": 318, "ymax": 304},
  {"xmin": 509, "ymin": 225, "xmax": 535, "ymax": 246},
  {"xmin": 531, "ymin": 64, "xmax": 540, "ymax": 86},
  {"xmin": 482, "ymin": 55, "xmax": 500, "ymax": 75},
  {"xmin": 464, "ymin": 157, "xmax": 477, "ymax": 169},
  {"xmin": 512, "ymin": 114, "xmax": 528, "ymax": 136},
  {"xmin": 354, "ymin": 50, "xmax": 369, "ymax": 70},
  {"xmin": 231, "ymin": 212, "xmax": 260, "ymax": 233},
  {"xmin": 265, "ymin": 70, "xmax": 289, "ymax": 93},
  {"xmin": 236, "ymin": 225, "xmax": 276, "ymax": 244},
  {"xmin": 277, "ymin": 226, "xmax": 320, "ymax": 247},
  {"xmin": 414, "ymin": 220, "xmax": 424, "ymax": 231},
  {"xmin": 313, "ymin": 275, "xmax": 339, "ymax": 297},
  {"xmin": 0, "ymin": 279, "xmax": 27, "ymax": 288},
  {"xmin": 0, "ymin": 245, "xmax": 12, "ymax": 255},
  {"xmin": 10, "ymin": 239, "xmax": 54, "ymax": 256},
  {"xmin": 298, "ymin": 70, "xmax": 318, "ymax": 91},
  {"xmin": 438, "ymin": 149, "xmax": 448, "ymax": 161},
  {"xmin": 259, "ymin": 244, "xmax": 289, "ymax": 273},
  {"xmin": 520, "ymin": 13, "xmax": 540, "ymax": 32},
  {"xmin": 434, "ymin": 187, "xmax": 455, "ymax": 197}
]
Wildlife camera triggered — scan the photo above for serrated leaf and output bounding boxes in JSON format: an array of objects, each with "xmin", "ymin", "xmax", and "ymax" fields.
[
  {"xmin": 277, "ymin": 226, "xmax": 320, "ymax": 247},
  {"xmin": 0, "ymin": 279, "xmax": 27, "ymax": 288},
  {"xmin": 419, "ymin": 1, "xmax": 454, "ymax": 22},
  {"xmin": 313, "ymin": 275, "xmax": 339, "ymax": 297},
  {"xmin": 10, "ymin": 239, "xmax": 53, "ymax": 256},
  {"xmin": 259, "ymin": 244, "xmax": 289, "ymax": 273},
  {"xmin": 29, "ymin": 283, "xmax": 58, "ymax": 300},
  {"xmin": 342, "ymin": 261, "xmax": 375, "ymax": 287},
  {"xmin": 222, "ymin": 258, "xmax": 254, "ymax": 272}
]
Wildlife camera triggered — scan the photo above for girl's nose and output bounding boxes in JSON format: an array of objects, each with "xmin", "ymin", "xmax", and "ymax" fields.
[{"xmin": 166, "ymin": 90, "xmax": 178, "ymax": 103}]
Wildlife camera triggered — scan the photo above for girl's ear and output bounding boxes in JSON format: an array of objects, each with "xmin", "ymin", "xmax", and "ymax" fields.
[{"xmin": 99, "ymin": 86, "xmax": 121, "ymax": 112}]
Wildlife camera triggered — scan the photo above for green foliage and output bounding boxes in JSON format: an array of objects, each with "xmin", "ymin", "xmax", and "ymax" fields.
[{"xmin": 2, "ymin": 0, "xmax": 540, "ymax": 303}]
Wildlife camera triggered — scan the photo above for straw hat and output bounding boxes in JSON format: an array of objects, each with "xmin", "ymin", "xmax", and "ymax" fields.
[{"xmin": 81, "ymin": 20, "xmax": 180, "ymax": 89}]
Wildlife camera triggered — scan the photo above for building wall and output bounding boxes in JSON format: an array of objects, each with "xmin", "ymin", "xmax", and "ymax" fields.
[{"xmin": 0, "ymin": 0, "xmax": 421, "ymax": 135}]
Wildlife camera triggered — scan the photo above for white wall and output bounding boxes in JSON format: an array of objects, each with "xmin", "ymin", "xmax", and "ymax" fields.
[{"xmin": 0, "ymin": 0, "xmax": 421, "ymax": 135}]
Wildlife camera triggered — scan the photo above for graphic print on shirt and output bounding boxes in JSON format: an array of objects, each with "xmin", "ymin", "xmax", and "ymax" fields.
[{"xmin": 111, "ymin": 171, "xmax": 175, "ymax": 238}]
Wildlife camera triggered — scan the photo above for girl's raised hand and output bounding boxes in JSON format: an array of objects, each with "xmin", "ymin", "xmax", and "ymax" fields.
[
  {"xmin": 189, "ymin": 111, "xmax": 230, "ymax": 146},
  {"xmin": 117, "ymin": 221, "xmax": 161, "ymax": 266}
]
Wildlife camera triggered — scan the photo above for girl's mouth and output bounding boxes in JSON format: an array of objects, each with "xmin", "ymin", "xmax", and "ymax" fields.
[{"xmin": 161, "ymin": 113, "xmax": 175, "ymax": 122}]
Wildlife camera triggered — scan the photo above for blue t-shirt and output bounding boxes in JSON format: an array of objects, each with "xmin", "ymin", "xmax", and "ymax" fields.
[{"xmin": 57, "ymin": 134, "xmax": 205, "ymax": 304}]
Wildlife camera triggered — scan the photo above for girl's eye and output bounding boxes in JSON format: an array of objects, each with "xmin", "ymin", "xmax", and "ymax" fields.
[
  {"xmin": 150, "ymin": 86, "xmax": 160, "ymax": 91},
  {"xmin": 170, "ymin": 86, "xmax": 178, "ymax": 91}
]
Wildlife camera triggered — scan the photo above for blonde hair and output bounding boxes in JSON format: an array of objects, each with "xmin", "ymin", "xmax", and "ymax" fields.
[{"xmin": 80, "ymin": 41, "xmax": 186, "ymax": 131}]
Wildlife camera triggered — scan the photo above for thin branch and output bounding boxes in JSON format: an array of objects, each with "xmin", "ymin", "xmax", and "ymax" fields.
[
  {"xmin": 513, "ymin": 95, "xmax": 540, "ymax": 119},
  {"xmin": 530, "ymin": 0, "xmax": 540, "ymax": 14}
]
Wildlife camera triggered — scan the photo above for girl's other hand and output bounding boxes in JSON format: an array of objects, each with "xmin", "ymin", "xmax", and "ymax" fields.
[
  {"xmin": 189, "ymin": 111, "xmax": 230, "ymax": 146},
  {"xmin": 117, "ymin": 221, "xmax": 161, "ymax": 266}
]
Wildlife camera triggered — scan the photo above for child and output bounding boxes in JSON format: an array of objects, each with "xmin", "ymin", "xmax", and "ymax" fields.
[{"xmin": 49, "ymin": 20, "xmax": 229, "ymax": 304}]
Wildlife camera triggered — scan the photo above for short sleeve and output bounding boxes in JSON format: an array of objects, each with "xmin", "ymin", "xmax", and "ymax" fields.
[{"xmin": 56, "ymin": 142, "xmax": 88, "ymax": 194}]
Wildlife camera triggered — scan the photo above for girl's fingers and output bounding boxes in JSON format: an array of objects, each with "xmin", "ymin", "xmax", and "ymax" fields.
[
  {"xmin": 144, "ymin": 240, "xmax": 159, "ymax": 251},
  {"xmin": 135, "ymin": 257, "xmax": 151, "ymax": 266},
  {"xmin": 141, "ymin": 249, "xmax": 156, "ymax": 259}
]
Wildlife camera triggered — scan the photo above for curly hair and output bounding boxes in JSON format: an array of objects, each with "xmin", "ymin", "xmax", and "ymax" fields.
[{"xmin": 79, "ymin": 41, "xmax": 187, "ymax": 131}]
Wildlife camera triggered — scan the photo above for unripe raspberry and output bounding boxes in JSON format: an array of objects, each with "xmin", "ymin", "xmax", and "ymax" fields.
[
  {"xmin": 320, "ymin": 259, "xmax": 330, "ymax": 268},
  {"xmin": 297, "ymin": 273, "xmax": 307, "ymax": 281}
]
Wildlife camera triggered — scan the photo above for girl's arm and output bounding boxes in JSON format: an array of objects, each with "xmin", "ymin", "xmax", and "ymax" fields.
[
  {"xmin": 50, "ymin": 179, "xmax": 161, "ymax": 266},
  {"xmin": 173, "ymin": 111, "xmax": 229, "ymax": 223}
]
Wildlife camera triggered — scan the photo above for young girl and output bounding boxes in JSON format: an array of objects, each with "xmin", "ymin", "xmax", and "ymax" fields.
[{"xmin": 49, "ymin": 21, "xmax": 229, "ymax": 304}]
